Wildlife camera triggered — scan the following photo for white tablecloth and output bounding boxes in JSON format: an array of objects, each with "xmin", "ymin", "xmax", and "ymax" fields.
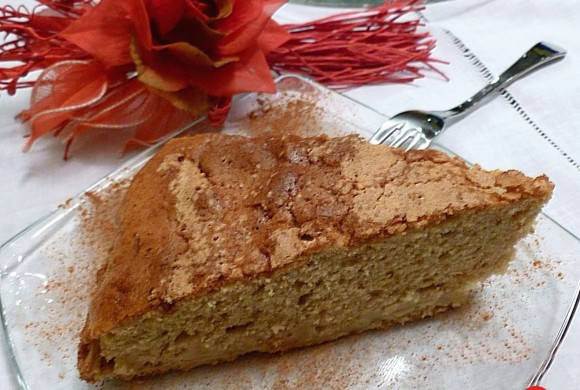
[{"xmin": 1, "ymin": 0, "xmax": 578, "ymax": 388}]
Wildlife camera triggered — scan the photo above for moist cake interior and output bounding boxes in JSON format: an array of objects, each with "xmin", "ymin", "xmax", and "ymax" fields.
[{"xmin": 78, "ymin": 134, "xmax": 553, "ymax": 381}]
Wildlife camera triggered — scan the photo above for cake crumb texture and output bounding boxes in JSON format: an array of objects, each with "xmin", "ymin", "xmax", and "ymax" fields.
[{"xmin": 78, "ymin": 134, "xmax": 553, "ymax": 381}]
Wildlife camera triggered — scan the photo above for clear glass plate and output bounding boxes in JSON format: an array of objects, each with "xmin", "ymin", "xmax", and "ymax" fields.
[{"xmin": 1, "ymin": 75, "xmax": 579, "ymax": 389}]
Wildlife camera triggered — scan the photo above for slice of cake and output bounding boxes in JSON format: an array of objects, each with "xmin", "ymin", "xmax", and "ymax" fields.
[{"xmin": 78, "ymin": 134, "xmax": 553, "ymax": 382}]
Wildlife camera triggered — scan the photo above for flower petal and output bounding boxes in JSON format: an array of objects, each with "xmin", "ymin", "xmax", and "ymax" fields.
[
  {"xmin": 184, "ymin": 0, "xmax": 213, "ymax": 20},
  {"xmin": 22, "ymin": 61, "xmax": 109, "ymax": 148},
  {"xmin": 69, "ymin": 79, "xmax": 153, "ymax": 130},
  {"xmin": 131, "ymin": 38, "xmax": 238, "ymax": 93},
  {"xmin": 154, "ymin": 17, "xmax": 223, "ymax": 54},
  {"xmin": 217, "ymin": 0, "xmax": 289, "ymax": 56},
  {"xmin": 263, "ymin": 0, "xmax": 288, "ymax": 14},
  {"xmin": 126, "ymin": 94, "xmax": 199, "ymax": 150},
  {"xmin": 59, "ymin": 0, "xmax": 149, "ymax": 67},
  {"xmin": 148, "ymin": 0, "xmax": 187, "ymax": 35},
  {"xmin": 187, "ymin": 46, "xmax": 275, "ymax": 96},
  {"xmin": 128, "ymin": 0, "xmax": 155, "ymax": 51},
  {"xmin": 208, "ymin": 0, "xmax": 234, "ymax": 19},
  {"xmin": 165, "ymin": 42, "xmax": 237, "ymax": 67},
  {"xmin": 257, "ymin": 19, "xmax": 291, "ymax": 54},
  {"xmin": 151, "ymin": 86, "xmax": 210, "ymax": 116},
  {"xmin": 213, "ymin": 0, "xmax": 262, "ymax": 35},
  {"xmin": 131, "ymin": 39, "xmax": 189, "ymax": 92},
  {"xmin": 147, "ymin": 0, "xmax": 231, "ymax": 35}
]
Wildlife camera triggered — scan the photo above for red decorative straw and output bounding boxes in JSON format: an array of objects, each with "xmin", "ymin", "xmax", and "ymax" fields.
[
  {"xmin": 268, "ymin": 0, "xmax": 446, "ymax": 90},
  {"xmin": 1, "ymin": 0, "xmax": 446, "ymax": 158},
  {"xmin": 0, "ymin": 1, "xmax": 92, "ymax": 95}
]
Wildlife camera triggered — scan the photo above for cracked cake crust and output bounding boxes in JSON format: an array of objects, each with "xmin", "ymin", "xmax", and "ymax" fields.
[{"xmin": 78, "ymin": 134, "xmax": 553, "ymax": 381}]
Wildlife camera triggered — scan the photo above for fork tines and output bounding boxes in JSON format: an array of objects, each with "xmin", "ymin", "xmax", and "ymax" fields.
[{"xmin": 370, "ymin": 123, "xmax": 428, "ymax": 151}]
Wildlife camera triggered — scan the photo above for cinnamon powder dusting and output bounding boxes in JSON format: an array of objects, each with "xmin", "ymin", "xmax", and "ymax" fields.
[
  {"xmin": 22, "ymin": 105, "xmax": 569, "ymax": 388},
  {"xmin": 25, "ymin": 178, "xmax": 130, "ymax": 385},
  {"xmin": 222, "ymin": 89, "xmax": 359, "ymax": 141},
  {"xmin": 32, "ymin": 175, "xmax": 564, "ymax": 388},
  {"xmin": 244, "ymin": 95, "xmax": 325, "ymax": 138}
]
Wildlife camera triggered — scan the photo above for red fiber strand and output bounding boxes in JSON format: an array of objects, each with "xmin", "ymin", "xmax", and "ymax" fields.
[
  {"xmin": 0, "ymin": 1, "xmax": 92, "ymax": 94},
  {"xmin": 268, "ymin": 0, "xmax": 446, "ymax": 90}
]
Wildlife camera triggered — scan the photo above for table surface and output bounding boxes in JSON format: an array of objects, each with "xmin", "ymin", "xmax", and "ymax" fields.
[{"xmin": 1, "ymin": 1, "xmax": 579, "ymax": 389}]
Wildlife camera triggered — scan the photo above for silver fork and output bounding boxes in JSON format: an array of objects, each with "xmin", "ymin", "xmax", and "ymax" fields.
[{"xmin": 369, "ymin": 42, "xmax": 566, "ymax": 150}]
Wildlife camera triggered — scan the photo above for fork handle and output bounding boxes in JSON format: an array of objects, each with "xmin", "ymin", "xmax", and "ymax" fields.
[{"xmin": 439, "ymin": 42, "xmax": 566, "ymax": 120}]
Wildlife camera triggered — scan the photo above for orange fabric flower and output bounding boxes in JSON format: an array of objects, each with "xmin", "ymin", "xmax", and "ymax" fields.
[
  {"xmin": 59, "ymin": 0, "xmax": 290, "ymax": 117},
  {"xmin": 1, "ymin": 0, "xmax": 438, "ymax": 158}
]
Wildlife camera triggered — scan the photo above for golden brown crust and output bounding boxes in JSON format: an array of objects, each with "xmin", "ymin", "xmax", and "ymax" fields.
[{"xmin": 80, "ymin": 134, "xmax": 553, "ymax": 344}]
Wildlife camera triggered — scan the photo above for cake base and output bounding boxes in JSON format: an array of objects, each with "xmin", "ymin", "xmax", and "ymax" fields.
[{"xmin": 79, "ymin": 199, "xmax": 540, "ymax": 381}]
